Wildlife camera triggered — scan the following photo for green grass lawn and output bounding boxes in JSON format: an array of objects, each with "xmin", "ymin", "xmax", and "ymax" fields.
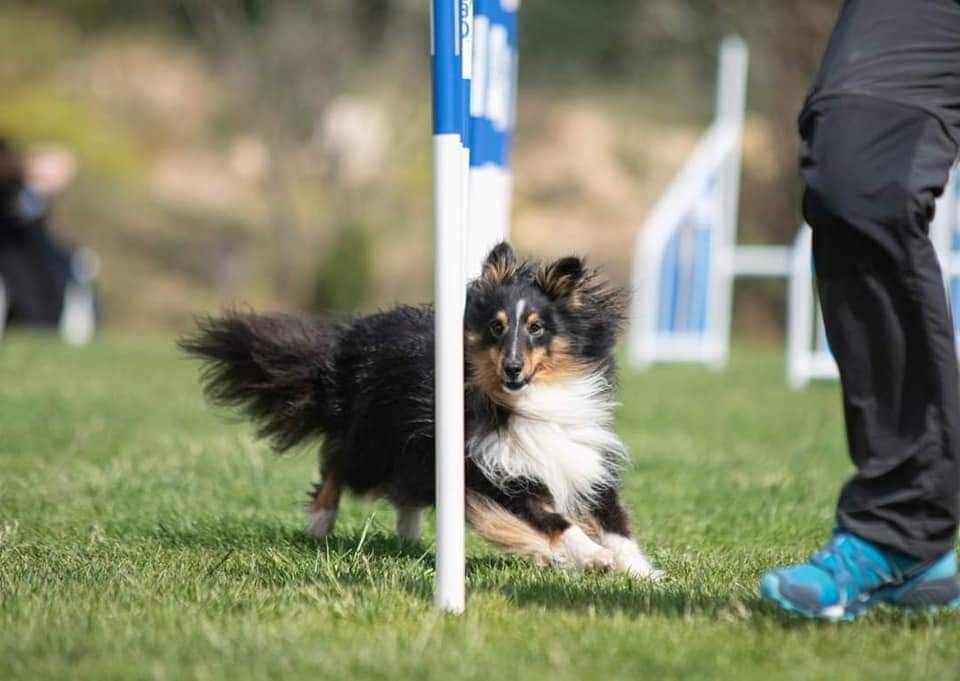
[{"xmin": 1, "ymin": 333, "xmax": 958, "ymax": 681}]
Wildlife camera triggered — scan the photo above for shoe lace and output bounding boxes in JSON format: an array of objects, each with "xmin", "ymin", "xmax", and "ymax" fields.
[{"xmin": 809, "ymin": 535, "xmax": 902, "ymax": 604}]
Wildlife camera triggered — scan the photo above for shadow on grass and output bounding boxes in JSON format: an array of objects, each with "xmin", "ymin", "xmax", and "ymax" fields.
[
  {"xmin": 494, "ymin": 578, "xmax": 751, "ymax": 619},
  {"xmin": 146, "ymin": 521, "xmax": 958, "ymax": 625},
  {"xmin": 148, "ymin": 519, "xmax": 763, "ymax": 619},
  {"xmin": 150, "ymin": 517, "xmax": 433, "ymax": 565}
]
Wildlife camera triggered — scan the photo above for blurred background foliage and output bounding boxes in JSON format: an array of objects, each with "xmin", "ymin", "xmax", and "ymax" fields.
[{"xmin": 1, "ymin": 0, "xmax": 840, "ymax": 336}]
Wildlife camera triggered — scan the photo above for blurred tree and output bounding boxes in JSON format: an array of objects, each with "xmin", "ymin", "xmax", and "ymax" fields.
[
  {"xmin": 172, "ymin": 0, "xmax": 426, "ymax": 302},
  {"xmin": 175, "ymin": 0, "xmax": 358, "ymax": 297},
  {"xmin": 309, "ymin": 223, "xmax": 373, "ymax": 314}
]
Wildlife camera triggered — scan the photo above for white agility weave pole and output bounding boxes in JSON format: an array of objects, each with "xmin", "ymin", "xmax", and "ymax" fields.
[
  {"xmin": 465, "ymin": 0, "xmax": 519, "ymax": 279},
  {"xmin": 431, "ymin": 0, "xmax": 467, "ymax": 613},
  {"xmin": 431, "ymin": 0, "xmax": 518, "ymax": 612}
]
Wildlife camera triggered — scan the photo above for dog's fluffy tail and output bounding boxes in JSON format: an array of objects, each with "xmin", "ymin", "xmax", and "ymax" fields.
[{"xmin": 179, "ymin": 311, "xmax": 342, "ymax": 452}]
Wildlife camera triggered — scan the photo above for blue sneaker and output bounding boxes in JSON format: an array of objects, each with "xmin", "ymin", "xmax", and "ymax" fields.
[{"xmin": 760, "ymin": 531, "xmax": 960, "ymax": 621}]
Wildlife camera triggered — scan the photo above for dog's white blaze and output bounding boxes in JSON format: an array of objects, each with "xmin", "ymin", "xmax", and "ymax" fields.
[
  {"xmin": 511, "ymin": 299, "xmax": 526, "ymax": 357},
  {"xmin": 467, "ymin": 372, "xmax": 626, "ymax": 515},
  {"xmin": 603, "ymin": 533, "xmax": 663, "ymax": 580},
  {"xmin": 305, "ymin": 509, "xmax": 337, "ymax": 539}
]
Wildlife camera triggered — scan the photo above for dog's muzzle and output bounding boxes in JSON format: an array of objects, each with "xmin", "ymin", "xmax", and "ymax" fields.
[{"xmin": 502, "ymin": 360, "xmax": 528, "ymax": 392}]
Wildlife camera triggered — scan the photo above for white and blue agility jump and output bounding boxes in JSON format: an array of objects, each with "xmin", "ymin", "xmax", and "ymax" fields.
[
  {"xmin": 431, "ymin": 0, "xmax": 518, "ymax": 612},
  {"xmin": 627, "ymin": 37, "xmax": 960, "ymax": 389},
  {"xmin": 627, "ymin": 37, "xmax": 749, "ymax": 370}
]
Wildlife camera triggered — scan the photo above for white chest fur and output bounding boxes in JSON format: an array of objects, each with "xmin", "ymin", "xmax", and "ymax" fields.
[{"xmin": 467, "ymin": 373, "xmax": 626, "ymax": 515}]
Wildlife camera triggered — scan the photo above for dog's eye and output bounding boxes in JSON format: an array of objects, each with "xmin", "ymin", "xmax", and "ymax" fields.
[
  {"xmin": 489, "ymin": 319, "xmax": 506, "ymax": 337},
  {"xmin": 528, "ymin": 321, "xmax": 544, "ymax": 337}
]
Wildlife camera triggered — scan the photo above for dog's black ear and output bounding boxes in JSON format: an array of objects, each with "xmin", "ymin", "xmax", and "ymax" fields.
[
  {"xmin": 537, "ymin": 256, "xmax": 586, "ymax": 300},
  {"xmin": 480, "ymin": 242, "xmax": 519, "ymax": 286}
]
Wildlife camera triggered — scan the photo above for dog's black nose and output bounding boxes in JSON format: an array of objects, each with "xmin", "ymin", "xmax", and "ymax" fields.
[{"xmin": 503, "ymin": 360, "xmax": 523, "ymax": 380}]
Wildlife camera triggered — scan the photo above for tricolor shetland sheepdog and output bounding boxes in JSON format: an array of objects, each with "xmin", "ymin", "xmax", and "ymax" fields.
[{"xmin": 181, "ymin": 243, "xmax": 661, "ymax": 578}]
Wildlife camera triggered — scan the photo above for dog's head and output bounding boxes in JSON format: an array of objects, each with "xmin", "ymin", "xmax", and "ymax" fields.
[{"xmin": 465, "ymin": 242, "xmax": 627, "ymax": 397}]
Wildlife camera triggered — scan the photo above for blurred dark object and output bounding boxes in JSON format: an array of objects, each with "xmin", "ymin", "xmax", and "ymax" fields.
[{"xmin": 0, "ymin": 137, "xmax": 99, "ymax": 344}]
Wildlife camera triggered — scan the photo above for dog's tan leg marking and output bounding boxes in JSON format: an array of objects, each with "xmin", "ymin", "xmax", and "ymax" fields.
[
  {"xmin": 465, "ymin": 493, "xmax": 554, "ymax": 565},
  {"xmin": 305, "ymin": 475, "xmax": 341, "ymax": 539},
  {"xmin": 465, "ymin": 493, "xmax": 614, "ymax": 571}
]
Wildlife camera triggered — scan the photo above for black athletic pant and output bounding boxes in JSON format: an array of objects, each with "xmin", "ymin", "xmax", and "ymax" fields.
[{"xmin": 801, "ymin": 0, "xmax": 960, "ymax": 560}]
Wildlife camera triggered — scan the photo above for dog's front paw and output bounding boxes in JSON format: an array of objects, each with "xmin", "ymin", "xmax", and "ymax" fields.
[
  {"xmin": 556, "ymin": 527, "xmax": 615, "ymax": 572},
  {"xmin": 603, "ymin": 534, "xmax": 664, "ymax": 581},
  {"xmin": 582, "ymin": 545, "xmax": 616, "ymax": 572},
  {"xmin": 622, "ymin": 562, "xmax": 665, "ymax": 581}
]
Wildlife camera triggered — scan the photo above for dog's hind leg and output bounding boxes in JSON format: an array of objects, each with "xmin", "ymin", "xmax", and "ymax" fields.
[
  {"xmin": 305, "ymin": 474, "xmax": 341, "ymax": 540},
  {"xmin": 394, "ymin": 506, "xmax": 424, "ymax": 542}
]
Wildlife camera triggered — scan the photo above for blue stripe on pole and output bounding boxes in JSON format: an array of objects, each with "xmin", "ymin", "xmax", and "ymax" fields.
[
  {"xmin": 471, "ymin": 119, "xmax": 509, "ymax": 165},
  {"xmin": 433, "ymin": 0, "xmax": 462, "ymax": 135},
  {"xmin": 675, "ymin": 221, "xmax": 695, "ymax": 330},
  {"xmin": 469, "ymin": 0, "xmax": 517, "ymax": 168},
  {"xmin": 657, "ymin": 228, "xmax": 680, "ymax": 333},
  {"xmin": 657, "ymin": 188, "xmax": 714, "ymax": 334},
  {"xmin": 461, "ymin": 0, "xmax": 472, "ymax": 149},
  {"xmin": 688, "ymin": 226, "xmax": 712, "ymax": 332}
]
